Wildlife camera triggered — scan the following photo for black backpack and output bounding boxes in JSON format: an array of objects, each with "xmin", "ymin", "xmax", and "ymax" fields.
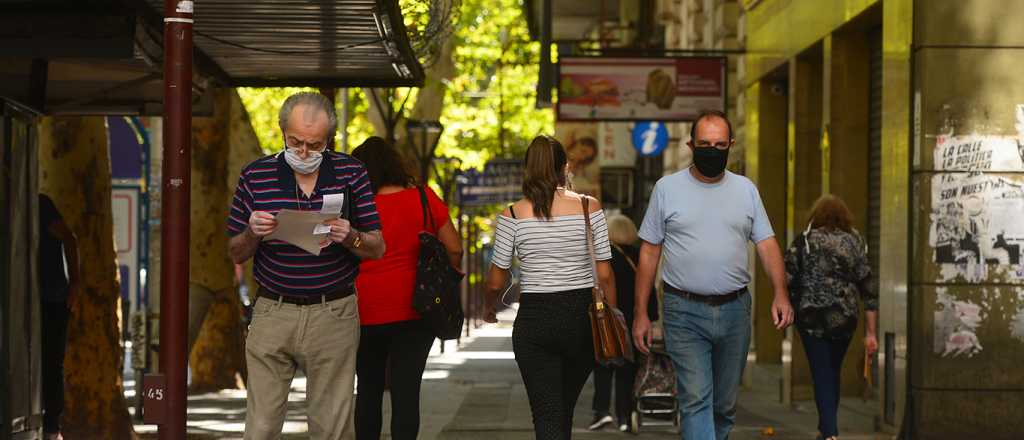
[{"xmin": 411, "ymin": 187, "xmax": 465, "ymax": 340}]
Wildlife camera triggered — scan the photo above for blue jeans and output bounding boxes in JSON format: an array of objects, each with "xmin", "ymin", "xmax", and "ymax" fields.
[
  {"xmin": 663, "ymin": 291, "xmax": 751, "ymax": 440},
  {"xmin": 798, "ymin": 330, "xmax": 852, "ymax": 438}
]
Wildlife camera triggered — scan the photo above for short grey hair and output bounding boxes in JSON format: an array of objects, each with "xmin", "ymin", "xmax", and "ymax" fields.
[
  {"xmin": 278, "ymin": 92, "xmax": 338, "ymax": 137},
  {"xmin": 607, "ymin": 214, "xmax": 639, "ymax": 246}
]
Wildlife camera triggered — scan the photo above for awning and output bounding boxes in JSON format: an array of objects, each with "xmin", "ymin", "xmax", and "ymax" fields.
[{"xmin": 0, "ymin": 0, "xmax": 423, "ymax": 115}]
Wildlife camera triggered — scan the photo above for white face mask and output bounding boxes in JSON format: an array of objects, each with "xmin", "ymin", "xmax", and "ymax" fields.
[{"xmin": 283, "ymin": 146, "xmax": 323, "ymax": 175}]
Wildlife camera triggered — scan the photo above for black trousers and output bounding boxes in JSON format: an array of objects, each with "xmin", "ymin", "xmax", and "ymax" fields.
[
  {"xmin": 513, "ymin": 290, "xmax": 595, "ymax": 440},
  {"xmin": 355, "ymin": 319, "xmax": 435, "ymax": 440},
  {"xmin": 41, "ymin": 299, "xmax": 70, "ymax": 434},
  {"xmin": 592, "ymin": 361, "xmax": 637, "ymax": 423}
]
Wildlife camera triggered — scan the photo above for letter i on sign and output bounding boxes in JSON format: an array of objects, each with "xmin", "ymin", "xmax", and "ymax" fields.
[{"xmin": 642, "ymin": 122, "xmax": 660, "ymax": 155}]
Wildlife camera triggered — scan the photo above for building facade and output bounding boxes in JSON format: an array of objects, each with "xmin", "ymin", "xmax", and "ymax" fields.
[{"xmin": 738, "ymin": 0, "xmax": 1024, "ymax": 437}]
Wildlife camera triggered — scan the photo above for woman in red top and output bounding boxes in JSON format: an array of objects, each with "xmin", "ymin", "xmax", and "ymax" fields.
[{"xmin": 351, "ymin": 137, "xmax": 462, "ymax": 440}]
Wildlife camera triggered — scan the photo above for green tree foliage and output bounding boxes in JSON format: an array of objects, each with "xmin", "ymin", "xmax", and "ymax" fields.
[
  {"xmin": 238, "ymin": 0, "xmax": 552, "ymax": 169},
  {"xmin": 236, "ymin": 87, "xmax": 314, "ymax": 154},
  {"xmin": 438, "ymin": 0, "xmax": 552, "ymax": 168}
]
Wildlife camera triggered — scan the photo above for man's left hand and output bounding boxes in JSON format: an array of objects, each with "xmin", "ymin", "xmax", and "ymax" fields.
[
  {"xmin": 771, "ymin": 293, "xmax": 794, "ymax": 330},
  {"xmin": 324, "ymin": 218, "xmax": 352, "ymax": 244}
]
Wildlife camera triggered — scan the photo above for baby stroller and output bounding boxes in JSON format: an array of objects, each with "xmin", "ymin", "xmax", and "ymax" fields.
[{"xmin": 629, "ymin": 344, "xmax": 679, "ymax": 432}]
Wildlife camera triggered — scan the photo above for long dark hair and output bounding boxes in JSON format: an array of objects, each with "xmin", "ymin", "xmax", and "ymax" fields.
[
  {"xmin": 350, "ymin": 136, "xmax": 416, "ymax": 192},
  {"xmin": 522, "ymin": 135, "xmax": 568, "ymax": 219}
]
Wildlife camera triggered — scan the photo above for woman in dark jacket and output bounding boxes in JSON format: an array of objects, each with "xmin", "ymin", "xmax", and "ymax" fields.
[
  {"xmin": 589, "ymin": 214, "xmax": 658, "ymax": 433},
  {"xmin": 784, "ymin": 195, "xmax": 878, "ymax": 440}
]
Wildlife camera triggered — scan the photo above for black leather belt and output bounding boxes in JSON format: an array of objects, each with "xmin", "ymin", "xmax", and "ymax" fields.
[
  {"xmin": 258, "ymin": 285, "xmax": 354, "ymax": 306},
  {"xmin": 664, "ymin": 284, "xmax": 747, "ymax": 306}
]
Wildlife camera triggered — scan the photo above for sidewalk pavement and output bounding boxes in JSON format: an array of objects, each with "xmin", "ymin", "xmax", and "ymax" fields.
[{"xmin": 130, "ymin": 307, "xmax": 889, "ymax": 439}]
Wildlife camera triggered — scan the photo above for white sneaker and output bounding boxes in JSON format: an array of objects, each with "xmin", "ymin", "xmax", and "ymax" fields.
[
  {"xmin": 588, "ymin": 414, "xmax": 614, "ymax": 430},
  {"xmin": 619, "ymin": 423, "xmax": 630, "ymax": 433}
]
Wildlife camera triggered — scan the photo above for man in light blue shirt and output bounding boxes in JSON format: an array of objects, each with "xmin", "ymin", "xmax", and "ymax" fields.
[{"xmin": 633, "ymin": 110, "xmax": 793, "ymax": 440}]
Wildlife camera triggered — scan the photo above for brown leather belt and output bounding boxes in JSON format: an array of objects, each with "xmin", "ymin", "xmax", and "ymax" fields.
[
  {"xmin": 664, "ymin": 284, "xmax": 747, "ymax": 306},
  {"xmin": 258, "ymin": 285, "xmax": 354, "ymax": 306}
]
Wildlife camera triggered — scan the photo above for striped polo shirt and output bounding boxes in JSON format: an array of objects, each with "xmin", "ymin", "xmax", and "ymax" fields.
[{"xmin": 227, "ymin": 150, "xmax": 381, "ymax": 297}]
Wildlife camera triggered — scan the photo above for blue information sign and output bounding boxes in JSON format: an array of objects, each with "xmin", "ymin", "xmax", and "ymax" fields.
[{"xmin": 631, "ymin": 121, "xmax": 669, "ymax": 157}]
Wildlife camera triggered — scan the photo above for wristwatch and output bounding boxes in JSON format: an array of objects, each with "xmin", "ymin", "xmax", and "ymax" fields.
[{"xmin": 350, "ymin": 231, "xmax": 363, "ymax": 249}]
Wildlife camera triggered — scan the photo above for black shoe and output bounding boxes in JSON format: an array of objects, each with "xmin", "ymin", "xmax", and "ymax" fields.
[{"xmin": 588, "ymin": 413, "xmax": 614, "ymax": 430}]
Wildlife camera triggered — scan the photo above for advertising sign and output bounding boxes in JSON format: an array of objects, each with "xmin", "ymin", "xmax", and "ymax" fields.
[
  {"xmin": 112, "ymin": 187, "xmax": 140, "ymax": 307},
  {"xmin": 457, "ymin": 159, "xmax": 524, "ymax": 207},
  {"xmin": 557, "ymin": 56, "xmax": 726, "ymax": 122}
]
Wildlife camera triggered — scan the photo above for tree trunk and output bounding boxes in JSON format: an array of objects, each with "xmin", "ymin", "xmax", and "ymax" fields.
[
  {"xmin": 38, "ymin": 116, "xmax": 135, "ymax": 439},
  {"xmin": 364, "ymin": 38, "xmax": 455, "ymax": 156},
  {"xmin": 226, "ymin": 88, "xmax": 265, "ymax": 311},
  {"xmin": 187, "ymin": 89, "xmax": 260, "ymax": 393}
]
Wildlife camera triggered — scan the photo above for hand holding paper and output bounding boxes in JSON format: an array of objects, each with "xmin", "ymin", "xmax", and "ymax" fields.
[{"xmin": 266, "ymin": 210, "xmax": 339, "ymax": 256}]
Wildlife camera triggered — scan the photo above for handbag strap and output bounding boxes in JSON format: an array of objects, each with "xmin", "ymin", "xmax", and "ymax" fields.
[
  {"xmin": 417, "ymin": 186, "xmax": 436, "ymax": 232},
  {"xmin": 581, "ymin": 197, "xmax": 606, "ymax": 308},
  {"xmin": 611, "ymin": 243, "xmax": 638, "ymax": 273}
]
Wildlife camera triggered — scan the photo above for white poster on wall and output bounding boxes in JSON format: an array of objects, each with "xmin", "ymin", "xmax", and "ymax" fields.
[
  {"xmin": 928, "ymin": 173, "xmax": 1024, "ymax": 282},
  {"xmin": 934, "ymin": 134, "xmax": 1024, "ymax": 172}
]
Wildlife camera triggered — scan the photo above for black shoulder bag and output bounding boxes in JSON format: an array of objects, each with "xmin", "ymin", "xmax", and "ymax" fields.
[{"xmin": 411, "ymin": 187, "xmax": 465, "ymax": 340}]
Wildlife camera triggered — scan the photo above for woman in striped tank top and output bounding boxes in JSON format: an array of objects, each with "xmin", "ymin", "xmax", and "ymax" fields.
[{"xmin": 484, "ymin": 135, "xmax": 617, "ymax": 440}]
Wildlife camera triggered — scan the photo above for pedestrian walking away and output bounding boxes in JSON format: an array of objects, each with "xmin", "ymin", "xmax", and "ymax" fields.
[
  {"xmin": 484, "ymin": 135, "xmax": 617, "ymax": 440},
  {"xmin": 37, "ymin": 193, "xmax": 82, "ymax": 440},
  {"xmin": 227, "ymin": 92, "xmax": 386, "ymax": 440},
  {"xmin": 785, "ymin": 195, "xmax": 879, "ymax": 440},
  {"xmin": 632, "ymin": 110, "xmax": 794, "ymax": 440},
  {"xmin": 589, "ymin": 214, "xmax": 658, "ymax": 433},
  {"xmin": 350, "ymin": 137, "xmax": 463, "ymax": 440}
]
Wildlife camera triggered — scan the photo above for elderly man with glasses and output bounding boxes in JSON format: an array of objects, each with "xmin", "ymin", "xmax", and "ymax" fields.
[{"xmin": 227, "ymin": 92, "xmax": 385, "ymax": 439}]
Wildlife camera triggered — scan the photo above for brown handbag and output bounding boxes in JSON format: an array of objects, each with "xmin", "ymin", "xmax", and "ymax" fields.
[{"xmin": 582, "ymin": 197, "xmax": 635, "ymax": 366}]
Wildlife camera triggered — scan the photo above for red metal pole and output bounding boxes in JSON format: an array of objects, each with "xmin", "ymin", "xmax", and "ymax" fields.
[{"xmin": 160, "ymin": 0, "xmax": 192, "ymax": 438}]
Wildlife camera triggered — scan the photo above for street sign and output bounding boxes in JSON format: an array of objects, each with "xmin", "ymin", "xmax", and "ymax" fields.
[
  {"xmin": 632, "ymin": 121, "xmax": 669, "ymax": 156},
  {"xmin": 457, "ymin": 159, "xmax": 524, "ymax": 207},
  {"xmin": 142, "ymin": 374, "xmax": 167, "ymax": 424}
]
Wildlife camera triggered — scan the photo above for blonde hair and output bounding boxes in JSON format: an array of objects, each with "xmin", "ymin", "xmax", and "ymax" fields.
[{"xmin": 607, "ymin": 214, "xmax": 639, "ymax": 246}]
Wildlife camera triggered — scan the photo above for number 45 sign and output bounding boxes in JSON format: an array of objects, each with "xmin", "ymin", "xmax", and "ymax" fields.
[
  {"xmin": 142, "ymin": 374, "xmax": 167, "ymax": 424},
  {"xmin": 631, "ymin": 121, "xmax": 669, "ymax": 157}
]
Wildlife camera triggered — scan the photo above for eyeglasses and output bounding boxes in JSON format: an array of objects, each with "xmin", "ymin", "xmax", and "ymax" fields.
[
  {"xmin": 694, "ymin": 140, "xmax": 731, "ymax": 150},
  {"xmin": 285, "ymin": 135, "xmax": 328, "ymax": 152}
]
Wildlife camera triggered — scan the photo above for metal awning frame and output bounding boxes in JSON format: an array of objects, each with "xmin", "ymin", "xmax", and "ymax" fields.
[{"xmin": 122, "ymin": 0, "xmax": 425, "ymax": 88}]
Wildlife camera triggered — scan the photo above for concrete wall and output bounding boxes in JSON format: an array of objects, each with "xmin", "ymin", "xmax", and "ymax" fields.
[{"xmin": 910, "ymin": 1, "xmax": 1024, "ymax": 437}]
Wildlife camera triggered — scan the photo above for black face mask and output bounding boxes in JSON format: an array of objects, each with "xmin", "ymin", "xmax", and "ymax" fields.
[{"xmin": 691, "ymin": 146, "xmax": 729, "ymax": 178}]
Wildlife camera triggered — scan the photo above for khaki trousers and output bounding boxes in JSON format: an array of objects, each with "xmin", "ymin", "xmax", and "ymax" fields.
[{"xmin": 244, "ymin": 294, "xmax": 360, "ymax": 440}]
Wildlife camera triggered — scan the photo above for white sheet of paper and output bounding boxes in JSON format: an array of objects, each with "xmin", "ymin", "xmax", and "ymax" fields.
[
  {"xmin": 266, "ymin": 209, "xmax": 337, "ymax": 256},
  {"xmin": 313, "ymin": 223, "xmax": 332, "ymax": 235},
  {"xmin": 321, "ymin": 193, "xmax": 345, "ymax": 215}
]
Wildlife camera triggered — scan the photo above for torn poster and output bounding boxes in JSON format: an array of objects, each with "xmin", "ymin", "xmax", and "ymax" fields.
[
  {"xmin": 929, "ymin": 172, "xmax": 1024, "ymax": 282},
  {"xmin": 1011, "ymin": 306, "xmax": 1024, "ymax": 343},
  {"xmin": 933, "ymin": 135, "xmax": 1024, "ymax": 172},
  {"xmin": 934, "ymin": 288, "xmax": 984, "ymax": 358}
]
